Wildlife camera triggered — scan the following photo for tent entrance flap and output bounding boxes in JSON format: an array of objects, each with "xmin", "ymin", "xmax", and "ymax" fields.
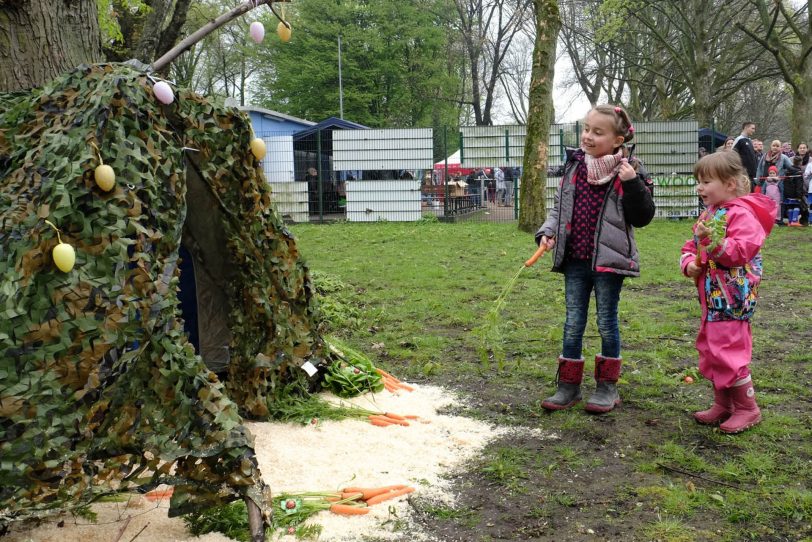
[{"xmin": 178, "ymin": 167, "xmax": 236, "ymax": 373}]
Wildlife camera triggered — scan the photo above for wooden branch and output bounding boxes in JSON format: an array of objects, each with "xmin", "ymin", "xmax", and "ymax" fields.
[
  {"xmin": 656, "ymin": 462, "xmax": 749, "ymax": 491},
  {"xmin": 150, "ymin": 0, "xmax": 290, "ymax": 73}
]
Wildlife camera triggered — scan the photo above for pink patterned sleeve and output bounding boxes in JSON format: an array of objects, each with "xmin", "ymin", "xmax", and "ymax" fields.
[{"xmin": 708, "ymin": 208, "xmax": 766, "ymax": 267}]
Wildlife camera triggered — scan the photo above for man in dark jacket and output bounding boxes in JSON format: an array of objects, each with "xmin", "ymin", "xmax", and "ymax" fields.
[
  {"xmin": 785, "ymin": 155, "xmax": 808, "ymax": 225},
  {"xmin": 732, "ymin": 122, "xmax": 758, "ymax": 190}
]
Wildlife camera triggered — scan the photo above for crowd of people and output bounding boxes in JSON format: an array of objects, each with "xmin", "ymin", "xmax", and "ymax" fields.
[
  {"xmin": 699, "ymin": 123, "xmax": 810, "ymax": 226},
  {"xmin": 458, "ymin": 167, "xmax": 518, "ymax": 207}
]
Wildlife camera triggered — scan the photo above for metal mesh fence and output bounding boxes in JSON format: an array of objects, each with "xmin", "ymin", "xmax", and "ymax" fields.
[{"xmin": 255, "ymin": 123, "xmax": 702, "ymax": 224}]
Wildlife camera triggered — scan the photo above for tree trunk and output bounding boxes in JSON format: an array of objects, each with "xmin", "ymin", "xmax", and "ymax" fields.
[
  {"xmin": 518, "ymin": 0, "xmax": 560, "ymax": 233},
  {"xmin": 0, "ymin": 0, "xmax": 102, "ymax": 91},
  {"xmin": 791, "ymin": 79, "xmax": 812, "ymax": 148}
]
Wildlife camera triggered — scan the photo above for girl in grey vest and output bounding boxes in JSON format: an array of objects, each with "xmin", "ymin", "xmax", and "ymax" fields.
[{"xmin": 535, "ymin": 105, "xmax": 655, "ymax": 413}]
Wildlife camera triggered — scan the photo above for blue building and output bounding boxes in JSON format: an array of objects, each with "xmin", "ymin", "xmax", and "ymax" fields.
[{"xmin": 238, "ymin": 104, "xmax": 315, "ymax": 137}]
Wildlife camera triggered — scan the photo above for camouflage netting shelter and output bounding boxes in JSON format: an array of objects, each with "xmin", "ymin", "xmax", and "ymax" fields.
[{"xmin": 0, "ymin": 64, "xmax": 329, "ymax": 525}]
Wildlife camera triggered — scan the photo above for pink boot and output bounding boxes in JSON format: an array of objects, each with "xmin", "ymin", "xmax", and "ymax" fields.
[
  {"xmin": 693, "ymin": 386, "xmax": 731, "ymax": 425},
  {"xmin": 719, "ymin": 379, "xmax": 762, "ymax": 434}
]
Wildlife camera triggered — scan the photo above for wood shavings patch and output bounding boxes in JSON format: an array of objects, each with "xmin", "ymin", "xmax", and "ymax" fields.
[
  {"xmin": 249, "ymin": 383, "xmax": 509, "ymax": 541},
  {"xmin": 4, "ymin": 383, "xmax": 509, "ymax": 542}
]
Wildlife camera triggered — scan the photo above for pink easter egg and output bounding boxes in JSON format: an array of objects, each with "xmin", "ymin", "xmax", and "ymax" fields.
[
  {"xmin": 249, "ymin": 21, "xmax": 265, "ymax": 43},
  {"xmin": 153, "ymin": 81, "xmax": 174, "ymax": 105}
]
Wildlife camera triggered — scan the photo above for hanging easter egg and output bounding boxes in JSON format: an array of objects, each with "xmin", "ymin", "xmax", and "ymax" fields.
[
  {"xmin": 277, "ymin": 21, "xmax": 292, "ymax": 43},
  {"xmin": 94, "ymin": 164, "xmax": 116, "ymax": 192},
  {"xmin": 249, "ymin": 21, "xmax": 265, "ymax": 43},
  {"xmin": 153, "ymin": 81, "xmax": 174, "ymax": 104},
  {"xmin": 250, "ymin": 137, "xmax": 267, "ymax": 160},
  {"xmin": 53, "ymin": 242, "xmax": 76, "ymax": 273}
]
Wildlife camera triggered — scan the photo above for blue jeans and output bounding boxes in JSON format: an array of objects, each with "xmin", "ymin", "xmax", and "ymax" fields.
[{"xmin": 562, "ymin": 260, "xmax": 625, "ymax": 359}]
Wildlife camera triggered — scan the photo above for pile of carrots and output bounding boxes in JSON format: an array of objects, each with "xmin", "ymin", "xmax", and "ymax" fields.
[
  {"xmin": 328, "ymin": 484, "xmax": 416, "ymax": 515},
  {"xmin": 375, "ymin": 367, "xmax": 414, "ymax": 393},
  {"xmin": 367, "ymin": 411, "xmax": 420, "ymax": 427}
]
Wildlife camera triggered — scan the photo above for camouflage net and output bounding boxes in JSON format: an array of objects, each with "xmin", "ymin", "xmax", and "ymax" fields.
[{"xmin": 0, "ymin": 64, "xmax": 327, "ymax": 525}]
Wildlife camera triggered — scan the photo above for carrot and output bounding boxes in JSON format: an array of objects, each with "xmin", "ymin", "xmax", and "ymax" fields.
[
  {"xmin": 341, "ymin": 484, "xmax": 406, "ymax": 494},
  {"xmin": 144, "ymin": 487, "xmax": 174, "ymax": 501},
  {"xmin": 341, "ymin": 485, "xmax": 408, "ymax": 501},
  {"xmin": 379, "ymin": 415, "xmax": 409, "ymax": 427},
  {"xmin": 329, "ymin": 503, "xmax": 369, "ymax": 515},
  {"xmin": 369, "ymin": 416, "xmax": 393, "ymax": 427},
  {"xmin": 524, "ymin": 244, "xmax": 548, "ymax": 267},
  {"xmin": 383, "ymin": 380, "xmax": 398, "ymax": 392},
  {"xmin": 404, "ymin": 415, "xmax": 420, "ymax": 420},
  {"xmin": 396, "ymin": 382, "xmax": 415, "ymax": 392},
  {"xmin": 359, "ymin": 487, "xmax": 399, "ymax": 500},
  {"xmin": 365, "ymin": 486, "xmax": 415, "ymax": 506},
  {"xmin": 370, "ymin": 414, "xmax": 408, "ymax": 427},
  {"xmin": 384, "ymin": 412, "xmax": 406, "ymax": 421},
  {"xmin": 375, "ymin": 368, "xmax": 401, "ymax": 383}
]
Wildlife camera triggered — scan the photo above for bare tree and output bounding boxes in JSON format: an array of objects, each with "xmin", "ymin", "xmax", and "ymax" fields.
[
  {"xmin": 738, "ymin": 0, "xmax": 812, "ymax": 146},
  {"xmin": 558, "ymin": 0, "xmax": 624, "ymax": 107},
  {"xmin": 498, "ymin": 34, "xmax": 534, "ymax": 123},
  {"xmin": 453, "ymin": 0, "xmax": 533, "ymax": 125}
]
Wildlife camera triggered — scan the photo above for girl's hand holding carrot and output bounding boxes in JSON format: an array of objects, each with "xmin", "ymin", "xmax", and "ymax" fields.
[
  {"xmin": 686, "ymin": 260, "xmax": 703, "ymax": 279},
  {"xmin": 695, "ymin": 221, "xmax": 711, "ymax": 240}
]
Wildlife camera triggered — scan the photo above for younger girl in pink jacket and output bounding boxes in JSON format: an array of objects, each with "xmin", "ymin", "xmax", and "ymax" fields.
[{"xmin": 681, "ymin": 152, "xmax": 777, "ymax": 434}]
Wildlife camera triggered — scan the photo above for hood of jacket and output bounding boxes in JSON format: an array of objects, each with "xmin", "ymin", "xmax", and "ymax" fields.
[{"xmin": 723, "ymin": 193, "xmax": 778, "ymax": 236}]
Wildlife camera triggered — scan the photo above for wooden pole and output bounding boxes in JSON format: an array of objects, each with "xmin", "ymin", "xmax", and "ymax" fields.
[
  {"xmin": 150, "ymin": 0, "xmax": 291, "ymax": 74},
  {"xmin": 246, "ymin": 497, "xmax": 266, "ymax": 542}
]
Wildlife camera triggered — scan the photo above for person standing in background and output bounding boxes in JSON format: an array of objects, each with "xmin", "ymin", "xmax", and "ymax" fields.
[
  {"xmin": 732, "ymin": 122, "xmax": 758, "ymax": 191},
  {"xmin": 495, "ymin": 167, "xmax": 506, "ymax": 206},
  {"xmin": 752, "ymin": 139, "xmax": 764, "ymax": 164},
  {"xmin": 796, "ymin": 143, "xmax": 809, "ymax": 167}
]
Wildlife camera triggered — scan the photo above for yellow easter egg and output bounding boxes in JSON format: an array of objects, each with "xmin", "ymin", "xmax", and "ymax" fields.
[
  {"xmin": 53, "ymin": 242, "xmax": 75, "ymax": 273},
  {"xmin": 277, "ymin": 21, "xmax": 292, "ymax": 42},
  {"xmin": 94, "ymin": 164, "xmax": 116, "ymax": 191},
  {"xmin": 250, "ymin": 137, "xmax": 266, "ymax": 160}
]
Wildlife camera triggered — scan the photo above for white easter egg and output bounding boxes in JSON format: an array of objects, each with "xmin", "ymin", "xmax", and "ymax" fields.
[
  {"xmin": 153, "ymin": 81, "xmax": 174, "ymax": 105},
  {"xmin": 250, "ymin": 21, "xmax": 265, "ymax": 44}
]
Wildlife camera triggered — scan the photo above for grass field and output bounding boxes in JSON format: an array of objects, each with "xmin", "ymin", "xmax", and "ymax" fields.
[{"xmin": 291, "ymin": 218, "xmax": 812, "ymax": 542}]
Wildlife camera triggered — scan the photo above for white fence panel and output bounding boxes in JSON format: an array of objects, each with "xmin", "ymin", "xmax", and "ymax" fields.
[
  {"xmin": 460, "ymin": 125, "xmax": 527, "ymax": 168},
  {"xmin": 261, "ymin": 135, "xmax": 295, "ymax": 183},
  {"xmin": 333, "ymin": 129, "xmax": 434, "ymax": 170},
  {"xmin": 269, "ymin": 181, "xmax": 308, "ymax": 222},
  {"xmin": 346, "ymin": 180, "xmax": 421, "ymax": 222}
]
